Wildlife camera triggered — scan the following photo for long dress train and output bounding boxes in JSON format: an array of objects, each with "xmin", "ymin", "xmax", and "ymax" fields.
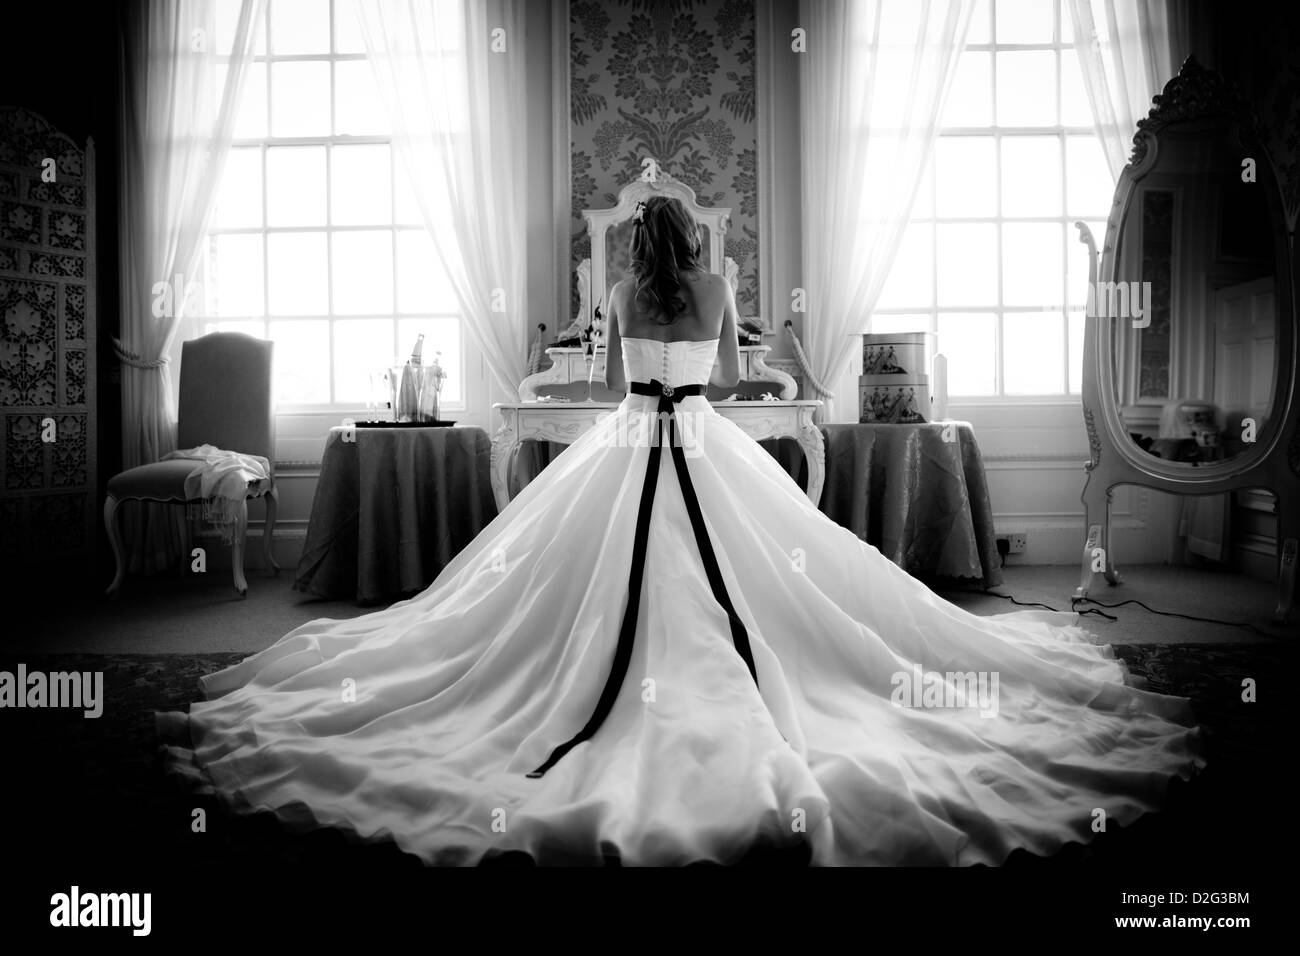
[{"xmin": 158, "ymin": 337, "xmax": 1204, "ymax": 866}]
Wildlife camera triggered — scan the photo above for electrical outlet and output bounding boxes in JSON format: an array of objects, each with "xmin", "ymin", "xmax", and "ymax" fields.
[{"xmin": 1007, "ymin": 533, "xmax": 1026, "ymax": 554}]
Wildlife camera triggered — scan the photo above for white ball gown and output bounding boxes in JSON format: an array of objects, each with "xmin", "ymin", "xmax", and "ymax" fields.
[{"xmin": 159, "ymin": 336, "xmax": 1205, "ymax": 866}]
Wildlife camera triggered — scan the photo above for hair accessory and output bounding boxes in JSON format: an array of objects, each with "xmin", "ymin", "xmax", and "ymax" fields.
[{"xmin": 632, "ymin": 200, "xmax": 647, "ymax": 224}]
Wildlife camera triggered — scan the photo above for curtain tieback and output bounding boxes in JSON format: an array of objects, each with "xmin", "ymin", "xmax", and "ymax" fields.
[
  {"xmin": 783, "ymin": 321, "xmax": 836, "ymax": 399},
  {"xmin": 113, "ymin": 337, "xmax": 170, "ymax": 369}
]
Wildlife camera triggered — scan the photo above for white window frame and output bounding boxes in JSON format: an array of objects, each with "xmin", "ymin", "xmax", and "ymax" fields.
[
  {"xmin": 202, "ymin": 0, "xmax": 485, "ymax": 463},
  {"xmin": 871, "ymin": 0, "xmax": 1112, "ymax": 405}
]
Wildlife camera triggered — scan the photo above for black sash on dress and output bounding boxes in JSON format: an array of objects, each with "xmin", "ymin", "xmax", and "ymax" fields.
[{"xmin": 526, "ymin": 379, "xmax": 759, "ymax": 778}]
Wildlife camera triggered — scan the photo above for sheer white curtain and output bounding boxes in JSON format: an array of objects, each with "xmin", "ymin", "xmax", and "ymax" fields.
[
  {"xmin": 355, "ymin": 0, "xmax": 529, "ymax": 402},
  {"xmin": 797, "ymin": 0, "xmax": 974, "ymax": 423},
  {"xmin": 117, "ymin": 0, "xmax": 264, "ymax": 572},
  {"xmin": 1068, "ymin": 0, "xmax": 1192, "ymax": 180}
]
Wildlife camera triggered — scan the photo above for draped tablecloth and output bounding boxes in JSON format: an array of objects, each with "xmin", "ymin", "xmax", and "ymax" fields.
[
  {"xmin": 294, "ymin": 426, "xmax": 498, "ymax": 604},
  {"xmin": 816, "ymin": 422, "xmax": 1003, "ymax": 587}
]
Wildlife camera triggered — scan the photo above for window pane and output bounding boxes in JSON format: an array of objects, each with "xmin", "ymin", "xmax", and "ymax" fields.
[
  {"xmin": 394, "ymin": 160, "xmax": 453, "ymax": 228},
  {"xmin": 937, "ymin": 223, "xmax": 998, "ymax": 306},
  {"xmin": 868, "ymin": 313, "xmax": 931, "ymax": 336},
  {"xmin": 397, "ymin": 229, "xmax": 458, "ymax": 313},
  {"xmin": 231, "ymin": 62, "xmax": 267, "ymax": 140},
  {"xmin": 996, "ymin": 51, "xmax": 1056, "ymax": 126},
  {"xmin": 270, "ymin": 0, "xmax": 330, "ymax": 54},
  {"xmin": 1004, "ymin": 312, "xmax": 1065, "ymax": 393},
  {"xmin": 1066, "ymin": 136, "xmax": 1114, "ymax": 217},
  {"xmin": 270, "ymin": 61, "xmax": 331, "ymax": 137},
  {"xmin": 942, "ymin": 52, "xmax": 992, "ymax": 127},
  {"xmin": 266, "ymin": 146, "xmax": 326, "ymax": 227},
  {"xmin": 936, "ymin": 137, "xmax": 997, "ymax": 216},
  {"xmin": 205, "ymin": 319, "xmax": 265, "ymax": 338},
  {"xmin": 995, "ymin": 0, "xmax": 1054, "ymax": 43},
  {"xmin": 1002, "ymin": 222, "xmax": 1064, "ymax": 308},
  {"xmin": 876, "ymin": 223, "xmax": 932, "ymax": 308},
  {"xmin": 208, "ymin": 234, "xmax": 264, "ymax": 317},
  {"xmin": 398, "ymin": 318, "xmax": 461, "ymax": 403},
  {"xmin": 335, "ymin": 60, "xmax": 390, "ymax": 136},
  {"xmin": 215, "ymin": 0, "xmax": 266, "ymax": 55},
  {"xmin": 332, "ymin": 230, "xmax": 393, "ymax": 314},
  {"xmin": 1001, "ymin": 136, "xmax": 1061, "ymax": 217},
  {"xmin": 877, "ymin": 0, "xmax": 924, "ymax": 44},
  {"xmin": 1066, "ymin": 219, "xmax": 1108, "ymax": 308},
  {"xmin": 911, "ymin": 155, "xmax": 934, "ymax": 219},
  {"xmin": 937, "ymin": 313, "xmax": 996, "ymax": 395},
  {"xmin": 267, "ymin": 232, "xmax": 328, "ymax": 315},
  {"xmin": 966, "ymin": 0, "xmax": 992, "ymax": 44},
  {"xmin": 1068, "ymin": 308, "xmax": 1085, "ymax": 393},
  {"xmin": 869, "ymin": 48, "xmax": 915, "ymax": 130},
  {"xmin": 335, "ymin": 0, "xmax": 368, "ymax": 53},
  {"xmin": 394, "ymin": 159, "xmax": 424, "ymax": 226},
  {"xmin": 333, "ymin": 319, "xmax": 395, "ymax": 403},
  {"xmin": 331, "ymin": 144, "xmax": 391, "ymax": 226},
  {"xmin": 1059, "ymin": 49, "xmax": 1094, "ymax": 126},
  {"xmin": 214, "ymin": 146, "xmax": 262, "ymax": 228},
  {"xmin": 1060, "ymin": 0, "xmax": 1074, "ymax": 43},
  {"xmin": 269, "ymin": 319, "xmax": 330, "ymax": 403}
]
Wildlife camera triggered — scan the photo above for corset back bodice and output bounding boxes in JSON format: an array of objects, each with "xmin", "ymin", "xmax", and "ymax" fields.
[{"xmin": 620, "ymin": 337, "xmax": 719, "ymax": 389}]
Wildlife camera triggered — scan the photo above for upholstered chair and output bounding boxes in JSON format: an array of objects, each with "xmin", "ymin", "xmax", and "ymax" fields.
[{"xmin": 105, "ymin": 332, "xmax": 277, "ymax": 598}]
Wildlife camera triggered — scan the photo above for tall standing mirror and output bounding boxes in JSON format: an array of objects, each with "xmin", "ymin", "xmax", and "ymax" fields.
[
  {"xmin": 1108, "ymin": 89, "xmax": 1278, "ymax": 464},
  {"xmin": 1075, "ymin": 56, "xmax": 1298, "ymax": 623}
]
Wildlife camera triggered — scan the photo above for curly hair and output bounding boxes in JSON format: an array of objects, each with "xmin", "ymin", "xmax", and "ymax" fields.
[{"xmin": 628, "ymin": 196, "xmax": 706, "ymax": 325}]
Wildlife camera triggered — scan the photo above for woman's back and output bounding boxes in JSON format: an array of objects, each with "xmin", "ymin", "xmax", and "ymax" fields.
[{"xmin": 612, "ymin": 271, "xmax": 727, "ymax": 342}]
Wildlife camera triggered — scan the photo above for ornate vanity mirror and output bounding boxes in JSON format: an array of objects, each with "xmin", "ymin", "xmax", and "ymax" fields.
[
  {"xmin": 519, "ymin": 157, "xmax": 795, "ymax": 401},
  {"xmin": 496, "ymin": 158, "xmax": 824, "ymax": 512},
  {"xmin": 1074, "ymin": 56, "xmax": 1298, "ymax": 622},
  {"xmin": 581, "ymin": 157, "xmax": 731, "ymax": 332}
]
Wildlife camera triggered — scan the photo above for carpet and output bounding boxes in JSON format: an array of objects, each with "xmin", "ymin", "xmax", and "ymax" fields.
[{"xmin": 0, "ymin": 642, "xmax": 1289, "ymax": 872}]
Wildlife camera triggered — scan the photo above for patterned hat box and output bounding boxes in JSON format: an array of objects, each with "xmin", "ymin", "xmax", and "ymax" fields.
[
  {"xmin": 860, "ymin": 331, "xmax": 933, "ymax": 378},
  {"xmin": 859, "ymin": 377, "xmax": 931, "ymax": 424}
]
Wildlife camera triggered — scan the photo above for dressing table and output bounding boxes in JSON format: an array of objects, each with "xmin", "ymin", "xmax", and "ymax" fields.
[
  {"xmin": 490, "ymin": 398, "xmax": 825, "ymax": 512},
  {"xmin": 494, "ymin": 162, "xmax": 822, "ymax": 511}
]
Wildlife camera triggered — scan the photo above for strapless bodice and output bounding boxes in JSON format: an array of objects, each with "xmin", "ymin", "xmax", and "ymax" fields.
[{"xmin": 620, "ymin": 337, "xmax": 719, "ymax": 389}]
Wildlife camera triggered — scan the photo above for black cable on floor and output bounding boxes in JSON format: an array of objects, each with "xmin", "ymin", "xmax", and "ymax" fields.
[
  {"xmin": 1070, "ymin": 596, "xmax": 1282, "ymax": 638},
  {"xmin": 981, "ymin": 590, "xmax": 1063, "ymax": 613},
  {"xmin": 980, "ymin": 589, "xmax": 1280, "ymax": 635}
]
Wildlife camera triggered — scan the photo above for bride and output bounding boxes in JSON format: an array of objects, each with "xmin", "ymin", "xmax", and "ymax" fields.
[{"xmin": 160, "ymin": 196, "xmax": 1204, "ymax": 867}]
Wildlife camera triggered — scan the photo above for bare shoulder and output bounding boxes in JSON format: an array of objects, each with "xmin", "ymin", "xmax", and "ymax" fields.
[
  {"xmin": 682, "ymin": 270, "xmax": 728, "ymax": 298},
  {"xmin": 609, "ymin": 278, "xmax": 633, "ymax": 304}
]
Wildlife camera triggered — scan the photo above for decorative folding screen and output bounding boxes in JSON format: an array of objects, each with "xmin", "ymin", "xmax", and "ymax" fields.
[{"xmin": 0, "ymin": 107, "xmax": 97, "ymax": 561}]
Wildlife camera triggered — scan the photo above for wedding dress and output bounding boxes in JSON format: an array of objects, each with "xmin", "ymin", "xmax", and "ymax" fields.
[{"xmin": 159, "ymin": 336, "xmax": 1204, "ymax": 866}]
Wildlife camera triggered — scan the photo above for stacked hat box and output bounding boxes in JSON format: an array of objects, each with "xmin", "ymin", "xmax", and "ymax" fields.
[{"xmin": 858, "ymin": 332, "xmax": 933, "ymax": 424}]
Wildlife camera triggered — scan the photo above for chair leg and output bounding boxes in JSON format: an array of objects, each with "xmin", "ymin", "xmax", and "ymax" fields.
[
  {"xmin": 263, "ymin": 486, "xmax": 280, "ymax": 575},
  {"xmin": 231, "ymin": 497, "xmax": 249, "ymax": 599},
  {"xmin": 104, "ymin": 495, "xmax": 125, "ymax": 598}
]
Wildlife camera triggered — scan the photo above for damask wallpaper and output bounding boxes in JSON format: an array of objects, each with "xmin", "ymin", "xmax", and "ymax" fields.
[{"xmin": 569, "ymin": 0, "xmax": 760, "ymax": 321}]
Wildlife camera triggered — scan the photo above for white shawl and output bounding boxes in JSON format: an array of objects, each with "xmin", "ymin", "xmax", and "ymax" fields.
[{"xmin": 161, "ymin": 444, "xmax": 271, "ymax": 543}]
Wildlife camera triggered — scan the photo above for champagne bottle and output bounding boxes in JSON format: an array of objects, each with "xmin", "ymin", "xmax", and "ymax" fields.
[
  {"xmin": 397, "ymin": 334, "xmax": 425, "ymax": 421},
  {"xmin": 420, "ymin": 350, "xmax": 444, "ymax": 422}
]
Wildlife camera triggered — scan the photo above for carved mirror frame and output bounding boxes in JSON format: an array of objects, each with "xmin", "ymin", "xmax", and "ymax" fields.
[
  {"xmin": 1074, "ymin": 56, "xmax": 1298, "ymax": 622},
  {"xmin": 579, "ymin": 159, "xmax": 732, "ymax": 328}
]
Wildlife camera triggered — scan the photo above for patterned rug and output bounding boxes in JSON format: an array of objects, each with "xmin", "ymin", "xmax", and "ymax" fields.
[{"xmin": 0, "ymin": 642, "xmax": 1289, "ymax": 870}]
